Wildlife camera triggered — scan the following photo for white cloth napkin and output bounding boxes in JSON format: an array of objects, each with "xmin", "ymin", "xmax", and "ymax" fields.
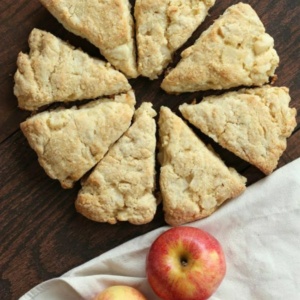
[{"xmin": 20, "ymin": 158, "xmax": 300, "ymax": 300}]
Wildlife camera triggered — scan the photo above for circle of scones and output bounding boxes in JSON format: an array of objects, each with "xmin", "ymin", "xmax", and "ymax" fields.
[{"xmin": 14, "ymin": 1, "xmax": 297, "ymax": 226}]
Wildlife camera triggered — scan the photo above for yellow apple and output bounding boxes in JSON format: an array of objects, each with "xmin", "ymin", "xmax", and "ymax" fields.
[{"xmin": 93, "ymin": 285, "xmax": 147, "ymax": 300}]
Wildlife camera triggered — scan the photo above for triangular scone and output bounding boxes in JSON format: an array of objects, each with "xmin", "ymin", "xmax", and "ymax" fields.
[
  {"xmin": 76, "ymin": 103, "xmax": 157, "ymax": 225},
  {"xmin": 180, "ymin": 86, "xmax": 297, "ymax": 175},
  {"xmin": 39, "ymin": 0, "xmax": 138, "ymax": 78},
  {"xmin": 158, "ymin": 107, "xmax": 246, "ymax": 226},
  {"xmin": 161, "ymin": 3, "xmax": 279, "ymax": 93},
  {"xmin": 14, "ymin": 29, "xmax": 131, "ymax": 111},
  {"xmin": 20, "ymin": 91, "xmax": 136, "ymax": 189},
  {"xmin": 135, "ymin": 0, "xmax": 216, "ymax": 79}
]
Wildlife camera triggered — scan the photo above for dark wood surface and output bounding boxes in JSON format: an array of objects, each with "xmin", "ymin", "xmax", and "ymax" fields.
[{"xmin": 0, "ymin": 1, "xmax": 299, "ymax": 299}]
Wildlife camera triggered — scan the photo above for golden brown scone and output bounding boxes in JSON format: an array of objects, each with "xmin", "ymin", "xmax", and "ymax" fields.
[
  {"xmin": 158, "ymin": 106, "xmax": 246, "ymax": 226},
  {"xmin": 14, "ymin": 28, "xmax": 131, "ymax": 111},
  {"xmin": 39, "ymin": 0, "xmax": 138, "ymax": 78},
  {"xmin": 20, "ymin": 91, "xmax": 136, "ymax": 189},
  {"xmin": 76, "ymin": 103, "xmax": 157, "ymax": 225},
  {"xmin": 180, "ymin": 86, "xmax": 297, "ymax": 175},
  {"xmin": 161, "ymin": 2, "xmax": 279, "ymax": 93},
  {"xmin": 135, "ymin": 0, "xmax": 216, "ymax": 79}
]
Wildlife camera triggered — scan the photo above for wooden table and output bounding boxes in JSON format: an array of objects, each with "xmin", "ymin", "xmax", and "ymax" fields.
[{"xmin": 1, "ymin": 1, "xmax": 299, "ymax": 299}]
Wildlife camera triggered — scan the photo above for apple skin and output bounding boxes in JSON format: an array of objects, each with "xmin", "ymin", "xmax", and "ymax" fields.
[
  {"xmin": 93, "ymin": 285, "xmax": 147, "ymax": 300},
  {"xmin": 146, "ymin": 226, "xmax": 226, "ymax": 300}
]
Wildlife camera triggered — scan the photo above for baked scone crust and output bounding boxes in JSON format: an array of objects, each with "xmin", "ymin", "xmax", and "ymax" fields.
[
  {"xmin": 135, "ymin": 0, "xmax": 215, "ymax": 79},
  {"xmin": 180, "ymin": 86, "xmax": 297, "ymax": 174},
  {"xmin": 158, "ymin": 106, "xmax": 246, "ymax": 226},
  {"xmin": 20, "ymin": 91, "xmax": 136, "ymax": 189},
  {"xmin": 39, "ymin": 0, "xmax": 138, "ymax": 78},
  {"xmin": 161, "ymin": 2, "xmax": 279, "ymax": 93},
  {"xmin": 76, "ymin": 103, "xmax": 157, "ymax": 225},
  {"xmin": 14, "ymin": 28, "xmax": 131, "ymax": 111}
]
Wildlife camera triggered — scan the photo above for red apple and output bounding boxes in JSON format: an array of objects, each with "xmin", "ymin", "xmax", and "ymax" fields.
[
  {"xmin": 146, "ymin": 226, "xmax": 226, "ymax": 300},
  {"xmin": 93, "ymin": 285, "xmax": 147, "ymax": 300}
]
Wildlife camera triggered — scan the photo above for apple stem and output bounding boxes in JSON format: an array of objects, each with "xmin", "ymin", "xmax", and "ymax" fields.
[{"xmin": 180, "ymin": 256, "xmax": 188, "ymax": 267}]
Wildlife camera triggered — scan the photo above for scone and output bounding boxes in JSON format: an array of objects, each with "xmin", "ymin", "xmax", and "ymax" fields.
[
  {"xmin": 76, "ymin": 103, "xmax": 157, "ymax": 225},
  {"xmin": 14, "ymin": 28, "xmax": 131, "ymax": 111},
  {"xmin": 161, "ymin": 2, "xmax": 279, "ymax": 93},
  {"xmin": 158, "ymin": 106, "xmax": 246, "ymax": 226},
  {"xmin": 20, "ymin": 91, "xmax": 136, "ymax": 189},
  {"xmin": 180, "ymin": 86, "xmax": 297, "ymax": 175},
  {"xmin": 135, "ymin": 0, "xmax": 216, "ymax": 79},
  {"xmin": 39, "ymin": 0, "xmax": 138, "ymax": 78}
]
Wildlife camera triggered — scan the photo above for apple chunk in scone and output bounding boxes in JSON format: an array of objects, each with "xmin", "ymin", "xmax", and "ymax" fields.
[{"xmin": 158, "ymin": 107, "xmax": 246, "ymax": 226}]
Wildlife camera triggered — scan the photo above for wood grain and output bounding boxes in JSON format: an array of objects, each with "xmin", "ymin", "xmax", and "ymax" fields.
[{"xmin": 0, "ymin": 1, "xmax": 299, "ymax": 299}]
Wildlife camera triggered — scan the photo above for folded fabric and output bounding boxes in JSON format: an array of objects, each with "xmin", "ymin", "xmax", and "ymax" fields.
[{"xmin": 20, "ymin": 158, "xmax": 300, "ymax": 300}]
